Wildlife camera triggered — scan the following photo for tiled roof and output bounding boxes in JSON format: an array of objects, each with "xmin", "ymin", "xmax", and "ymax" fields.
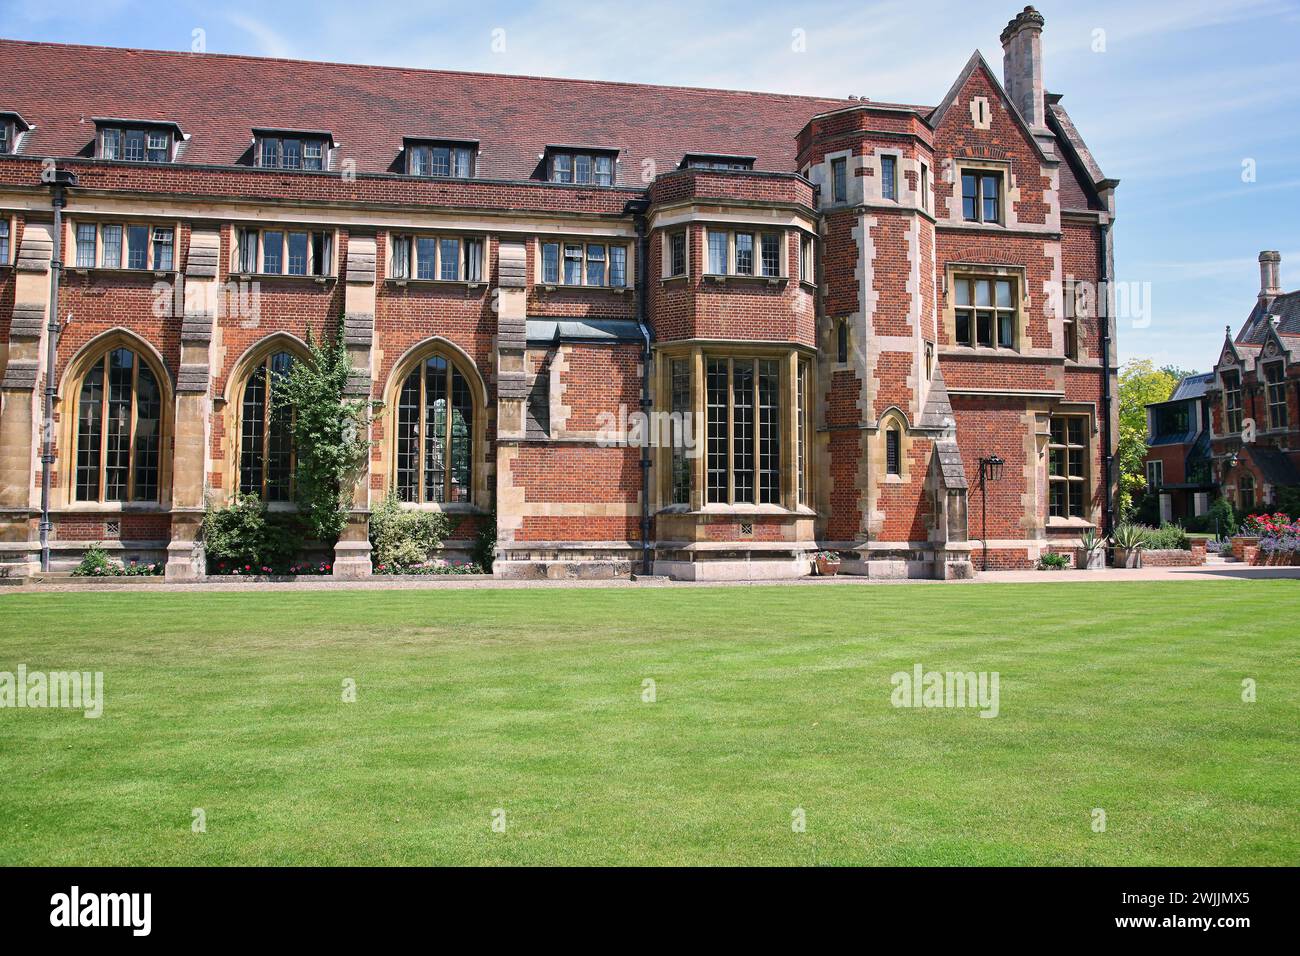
[
  {"xmin": 1237, "ymin": 291, "xmax": 1300, "ymax": 344},
  {"xmin": 0, "ymin": 38, "xmax": 860, "ymax": 183},
  {"xmin": 1246, "ymin": 446, "xmax": 1300, "ymax": 488}
]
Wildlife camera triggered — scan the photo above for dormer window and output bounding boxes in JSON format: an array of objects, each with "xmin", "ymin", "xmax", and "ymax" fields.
[
  {"xmin": 406, "ymin": 139, "xmax": 475, "ymax": 178},
  {"xmin": 253, "ymin": 129, "xmax": 331, "ymax": 170},
  {"xmin": 547, "ymin": 147, "xmax": 616, "ymax": 185},
  {"xmin": 0, "ymin": 112, "xmax": 27, "ymax": 155},
  {"xmin": 95, "ymin": 119, "xmax": 181, "ymax": 163},
  {"xmin": 681, "ymin": 154, "xmax": 755, "ymax": 171}
]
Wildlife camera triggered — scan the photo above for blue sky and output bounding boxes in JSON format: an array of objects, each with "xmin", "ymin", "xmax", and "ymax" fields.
[{"xmin": 2, "ymin": 0, "xmax": 1297, "ymax": 372}]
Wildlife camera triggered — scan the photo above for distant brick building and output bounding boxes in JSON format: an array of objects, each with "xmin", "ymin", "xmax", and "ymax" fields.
[
  {"xmin": 0, "ymin": 5, "xmax": 1119, "ymax": 579},
  {"xmin": 1144, "ymin": 372, "xmax": 1215, "ymax": 524},
  {"xmin": 1207, "ymin": 252, "xmax": 1300, "ymax": 512}
]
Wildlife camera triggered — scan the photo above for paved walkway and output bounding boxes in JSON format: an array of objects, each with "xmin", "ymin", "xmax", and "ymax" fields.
[{"xmin": 8, "ymin": 560, "xmax": 1297, "ymax": 593}]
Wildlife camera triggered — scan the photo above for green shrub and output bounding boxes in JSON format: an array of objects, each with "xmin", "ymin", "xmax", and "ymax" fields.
[
  {"xmin": 1146, "ymin": 522, "xmax": 1190, "ymax": 551},
  {"xmin": 72, "ymin": 544, "xmax": 116, "ymax": 577},
  {"xmin": 368, "ymin": 494, "xmax": 450, "ymax": 571},
  {"xmin": 1112, "ymin": 522, "xmax": 1148, "ymax": 551},
  {"xmin": 1207, "ymin": 496, "xmax": 1237, "ymax": 539},
  {"xmin": 203, "ymin": 494, "xmax": 303, "ymax": 572},
  {"xmin": 473, "ymin": 509, "xmax": 497, "ymax": 573},
  {"xmin": 71, "ymin": 545, "xmax": 162, "ymax": 577},
  {"xmin": 1037, "ymin": 551, "xmax": 1070, "ymax": 570}
]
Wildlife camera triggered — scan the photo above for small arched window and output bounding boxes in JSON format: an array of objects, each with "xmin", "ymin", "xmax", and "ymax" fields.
[
  {"xmin": 239, "ymin": 351, "xmax": 296, "ymax": 501},
  {"xmin": 886, "ymin": 426, "xmax": 901, "ymax": 476},
  {"xmin": 395, "ymin": 352, "xmax": 474, "ymax": 503},
  {"xmin": 74, "ymin": 346, "xmax": 163, "ymax": 502}
]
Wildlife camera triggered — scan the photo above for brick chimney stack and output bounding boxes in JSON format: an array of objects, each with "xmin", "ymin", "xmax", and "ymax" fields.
[
  {"xmin": 1259, "ymin": 250, "xmax": 1282, "ymax": 302},
  {"xmin": 1000, "ymin": 6, "xmax": 1047, "ymax": 131}
]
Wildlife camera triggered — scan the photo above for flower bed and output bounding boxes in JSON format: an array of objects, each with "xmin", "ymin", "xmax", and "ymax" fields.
[
  {"xmin": 373, "ymin": 562, "xmax": 485, "ymax": 575},
  {"xmin": 1237, "ymin": 512, "xmax": 1298, "ymax": 566},
  {"xmin": 209, "ymin": 561, "xmax": 333, "ymax": 576}
]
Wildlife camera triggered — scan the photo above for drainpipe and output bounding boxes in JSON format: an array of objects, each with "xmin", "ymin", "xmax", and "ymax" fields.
[
  {"xmin": 39, "ymin": 168, "xmax": 78, "ymax": 572},
  {"xmin": 1098, "ymin": 220, "xmax": 1115, "ymax": 536},
  {"xmin": 628, "ymin": 199, "xmax": 653, "ymax": 575}
]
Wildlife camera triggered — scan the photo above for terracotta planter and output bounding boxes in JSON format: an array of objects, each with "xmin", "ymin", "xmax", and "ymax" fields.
[
  {"xmin": 814, "ymin": 555, "xmax": 842, "ymax": 576},
  {"xmin": 1076, "ymin": 548, "xmax": 1105, "ymax": 570}
]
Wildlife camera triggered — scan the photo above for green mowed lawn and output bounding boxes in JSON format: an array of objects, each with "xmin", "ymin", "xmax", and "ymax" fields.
[{"xmin": 0, "ymin": 580, "xmax": 1296, "ymax": 866}]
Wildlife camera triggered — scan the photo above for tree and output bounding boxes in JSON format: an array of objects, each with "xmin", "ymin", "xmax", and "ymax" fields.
[
  {"xmin": 1159, "ymin": 364, "xmax": 1198, "ymax": 383},
  {"xmin": 273, "ymin": 323, "xmax": 372, "ymax": 544},
  {"xmin": 1116, "ymin": 359, "xmax": 1180, "ymax": 520}
]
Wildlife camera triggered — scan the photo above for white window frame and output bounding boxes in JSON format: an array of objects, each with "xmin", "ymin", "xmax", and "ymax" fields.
[
  {"xmin": 407, "ymin": 142, "xmax": 475, "ymax": 179},
  {"xmin": 703, "ymin": 228, "xmax": 787, "ymax": 279},
  {"xmin": 73, "ymin": 221, "xmax": 178, "ymax": 272},
  {"xmin": 1146, "ymin": 459, "xmax": 1163, "ymax": 489},
  {"xmin": 549, "ymin": 151, "xmax": 616, "ymax": 186},
  {"xmin": 236, "ymin": 227, "xmax": 336, "ymax": 277},
  {"xmin": 538, "ymin": 238, "xmax": 630, "ymax": 288},
  {"xmin": 388, "ymin": 233, "xmax": 486, "ymax": 284}
]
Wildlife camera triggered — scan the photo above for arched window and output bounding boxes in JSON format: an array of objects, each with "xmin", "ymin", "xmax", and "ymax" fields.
[
  {"xmin": 239, "ymin": 351, "xmax": 296, "ymax": 501},
  {"xmin": 886, "ymin": 426, "xmax": 901, "ymax": 476},
  {"xmin": 394, "ymin": 352, "xmax": 474, "ymax": 503},
  {"xmin": 74, "ymin": 346, "xmax": 162, "ymax": 502}
]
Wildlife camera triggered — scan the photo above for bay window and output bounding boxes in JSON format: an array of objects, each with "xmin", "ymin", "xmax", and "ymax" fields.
[
  {"xmin": 706, "ymin": 357, "xmax": 781, "ymax": 505},
  {"xmin": 704, "ymin": 229, "xmax": 785, "ymax": 278},
  {"xmin": 663, "ymin": 350, "xmax": 810, "ymax": 510}
]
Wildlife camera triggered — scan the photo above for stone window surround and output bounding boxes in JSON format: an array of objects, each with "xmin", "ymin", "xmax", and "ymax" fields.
[
  {"xmin": 375, "ymin": 337, "xmax": 491, "ymax": 512},
  {"xmin": 946, "ymin": 158, "xmax": 1016, "ymax": 227},
  {"xmin": 386, "ymin": 230, "xmax": 489, "ymax": 285},
  {"xmin": 534, "ymin": 235, "xmax": 633, "ymax": 290},
  {"xmin": 231, "ymin": 225, "xmax": 338, "ymax": 279},
  {"xmin": 653, "ymin": 341, "xmax": 815, "ymax": 515},
  {"xmin": 942, "ymin": 262, "xmax": 1029, "ymax": 354},
  {"xmin": 1044, "ymin": 405, "xmax": 1098, "ymax": 528},
  {"xmin": 57, "ymin": 329, "xmax": 175, "ymax": 510},
  {"xmin": 700, "ymin": 226, "xmax": 790, "ymax": 280},
  {"xmin": 221, "ymin": 333, "xmax": 313, "ymax": 508},
  {"xmin": 69, "ymin": 218, "xmax": 181, "ymax": 274}
]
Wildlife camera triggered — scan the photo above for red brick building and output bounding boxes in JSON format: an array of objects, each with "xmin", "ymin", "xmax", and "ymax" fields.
[
  {"xmin": 0, "ymin": 5, "xmax": 1119, "ymax": 580},
  {"xmin": 1204, "ymin": 252, "xmax": 1300, "ymax": 512}
]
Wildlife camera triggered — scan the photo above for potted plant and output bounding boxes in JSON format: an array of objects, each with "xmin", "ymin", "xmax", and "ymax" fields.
[
  {"xmin": 812, "ymin": 550, "xmax": 842, "ymax": 576},
  {"xmin": 1111, "ymin": 523, "xmax": 1147, "ymax": 568},
  {"xmin": 1076, "ymin": 528, "xmax": 1106, "ymax": 570}
]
